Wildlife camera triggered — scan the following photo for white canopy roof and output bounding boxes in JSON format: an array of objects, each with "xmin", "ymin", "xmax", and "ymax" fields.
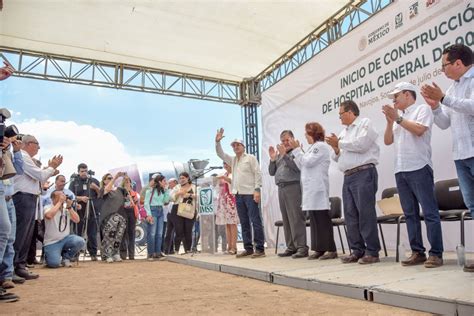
[{"xmin": 0, "ymin": 0, "xmax": 348, "ymax": 81}]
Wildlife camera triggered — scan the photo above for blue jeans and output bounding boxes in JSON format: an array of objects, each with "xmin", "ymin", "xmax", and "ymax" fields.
[
  {"xmin": 395, "ymin": 165, "xmax": 443, "ymax": 257},
  {"xmin": 342, "ymin": 167, "xmax": 381, "ymax": 257},
  {"xmin": 44, "ymin": 235, "xmax": 85, "ymax": 268},
  {"xmin": 0, "ymin": 200, "xmax": 16, "ymax": 280},
  {"xmin": 235, "ymin": 194, "xmax": 265, "ymax": 252},
  {"xmin": 146, "ymin": 206, "xmax": 164, "ymax": 256},
  {"xmin": 0, "ymin": 193, "xmax": 10, "ymax": 266},
  {"xmin": 455, "ymin": 157, "xmax": 474, "ymax": 213},
  {"xmin": 192, "ymin": 220, "xmax": 200, "ymax": 251}
]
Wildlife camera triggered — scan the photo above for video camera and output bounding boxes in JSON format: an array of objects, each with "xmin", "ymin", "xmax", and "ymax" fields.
[
  {"xmin": 70, "ymin": 169, "xmax": 95, "ymax": 180},
  {"xmin": 0, "ymin": 108, "xmax": 19, "ymax": 156}
]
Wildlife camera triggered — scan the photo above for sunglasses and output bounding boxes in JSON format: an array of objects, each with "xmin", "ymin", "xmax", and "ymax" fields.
[{"xmin": 106, "ymin": 177, "xmax": 113, "ymax": 180}]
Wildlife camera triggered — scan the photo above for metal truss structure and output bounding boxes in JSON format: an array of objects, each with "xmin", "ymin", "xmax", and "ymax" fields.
[
  {"xmin": 0, "ymin": 0, "xmax": 391, "ymax": 159},
  {"xmin": 0, "ymin": 47, "xmax": 240, "ymax": 104},
  {"xmin": 242, "ymin": 103, "xmax": 260, "ymax": 161},
  {"xmin": 256, "ymin": 0, "xmax": 391, "ymax": 93}
]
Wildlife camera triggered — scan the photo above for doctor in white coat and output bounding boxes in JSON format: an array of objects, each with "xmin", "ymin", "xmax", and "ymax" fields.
[{"xmin": 291, "ymin": 122, "xmax": 337, "ymax": 260}]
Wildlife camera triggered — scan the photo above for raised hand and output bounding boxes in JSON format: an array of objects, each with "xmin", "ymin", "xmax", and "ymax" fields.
[
  {"xmin": 325, "ymin": 133, "xmax": 339, "ymax": 151},
  {"xmin": 421, "ymin": 82, "xmax": 444, "ymax": 103},
  {"xmin": 215, "ymin": 128, "xmax": 225, "ymax": 142},
  {"xmin": 276, "ymin": 143, "xmax": 286, "ymax": 155},
  {"xmin": 382, "ymin": 104, "xmax": 398, "ymax": 122},
  {"xmin": 288, "ymin": 138, "xmax": 300, "ymax": 150},
  {"xmin": 48, "ymin": 155, "xmax": 63, "ymax": 169},
  {"xmin": 268, "ymin": 146, "xmax": 278, "ymax": 161},
  {"xmin": 0, "ymin": 61, "xmax": 15, "ymax": 81}
]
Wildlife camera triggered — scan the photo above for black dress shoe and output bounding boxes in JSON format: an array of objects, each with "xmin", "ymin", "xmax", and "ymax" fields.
[
  {"xmin": 340, "ymin": 254, "xmax": 361, "ymax": 264},
  {"xmin": 278, "ymin": 250, "xmax": 296, "ymax": 257},
  {"xmin": 292, "ymin": 252, "xmax": 309, "ymax": 259},
  {"xmin": 236, "ymin": 250, "xmax": 254, "ymax": 258},
  {"xmin": 15, "ymin": 269, "xmax": 39, "ymax": 280},
  {"xmin": 308, "ymin": 251, "xmax": 325, "ymax": 260},
  {"xmin": 12, "ymin": 274, "xmax": 25, "ymax": 284}
]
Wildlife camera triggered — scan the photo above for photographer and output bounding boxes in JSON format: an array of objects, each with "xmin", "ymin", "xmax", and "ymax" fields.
[
  {"xmin": 68, "ymin": 163, "xmax": 100, "ymax": 261},
  {"xmin": 43, "ymin": 191, "xmax": 84, "ymax": 268},
  {"xmin": 99, "ymin": 172, "xmax": 128, "ymax": 263}
]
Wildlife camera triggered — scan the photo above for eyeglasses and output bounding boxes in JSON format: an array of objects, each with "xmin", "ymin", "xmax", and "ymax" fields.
[
  {"xmin": 441, "ymin": 61, "xmax": 455, "ymax": 70},
  {"xmin": 106, "ymin": 177, "xmax": 113, "ymax": 180},
  {"xmin": 338, "ymin": 111, "xmax": 349, "ymax": 118},
  {"xmin": 28, "ymin": 141, "xmax": 39, "ymax": 145}
]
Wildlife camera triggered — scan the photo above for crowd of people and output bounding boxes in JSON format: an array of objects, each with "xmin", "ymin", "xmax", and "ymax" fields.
[{"xmin": 0, "ymin": 43, "xmax": 472, "ymax": 305}]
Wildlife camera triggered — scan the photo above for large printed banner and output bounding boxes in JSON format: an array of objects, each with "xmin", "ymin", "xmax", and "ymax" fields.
[{"xmin": 261, "ymin": 0, "xmax": 473, "ymax": 251}]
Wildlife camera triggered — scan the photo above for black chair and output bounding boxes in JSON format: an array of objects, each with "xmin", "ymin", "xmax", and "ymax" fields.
[
  {"xmin": 434, "ymin": 178, "xmax": 472, "ymax": 246},
  {"xmin": 328, "ymin": 196, "xmax": 347, "ymax": 254},
  {"xmin": 274, "ymin": 197, "xmax": 347, "ymax": 254},
  {"xmin": 376, "ymin": 187, "xmax": 406, "ymax": 262}
]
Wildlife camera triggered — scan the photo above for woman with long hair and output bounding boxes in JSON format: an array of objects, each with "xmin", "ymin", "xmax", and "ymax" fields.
[
  {"xmin": 291, "ymin": 122, "xmax": 337, "ymax": 260},
  {"xmin": 215, "ymin": 162, "xmax": 239, "ymax": 254},
  {"xmin": 99, "ymin": 172, "xmax": 128, "ymax": 263},
  {"xmin": 171, "ymin": 172, "xmax": 196, "ymax": 254},
  {"xmin": 144, "ymin": 174, "xmax": 170, "ymax": 260},
  {"xmin": 119, "ymin": 176, "xmax": 139, "ymax": 260}
]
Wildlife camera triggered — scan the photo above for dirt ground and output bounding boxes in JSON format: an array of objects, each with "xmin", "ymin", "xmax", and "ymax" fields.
[{"xmin": 2, "ymin": 260, "xmax": 430, "ymax": 315}]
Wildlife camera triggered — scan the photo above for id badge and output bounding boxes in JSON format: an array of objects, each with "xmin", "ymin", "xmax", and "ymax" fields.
[{"xmin": 83, "ymin": 184, "xmax": 87, "ymax": 191}]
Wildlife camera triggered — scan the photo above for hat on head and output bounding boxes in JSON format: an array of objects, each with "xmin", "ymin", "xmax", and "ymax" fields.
[
  {"xmin": 230, "ymin": 139, "xmax": 245, "ymax": 146},
  {"xmin": 388, "ymin": 82, "xmax": 418, "ymax": 99}
]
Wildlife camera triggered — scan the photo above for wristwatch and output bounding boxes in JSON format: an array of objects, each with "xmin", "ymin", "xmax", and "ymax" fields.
[{"xmin": 395, "ymin": 116, "xmax": 404, "ymax": 124}]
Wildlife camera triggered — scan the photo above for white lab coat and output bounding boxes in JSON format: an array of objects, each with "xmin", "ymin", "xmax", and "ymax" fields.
[{"xmin": 293, "ymin": 142, "xmax": 330, "ymax": 211}]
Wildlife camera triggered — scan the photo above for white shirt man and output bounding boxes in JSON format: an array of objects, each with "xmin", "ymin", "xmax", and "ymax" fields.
[
  {"xmin": 325, "ymin": 100, "xmax": 381, "ymax": 265},
  {"xmin": 11, "ymin": 135, "xmax": 62, "ymax": 279},
  {"xmin": 383, "ymin": 82, "xmax": 443, "ymax": 269},
  {"xmin": 215, "ymin": 128, "xmax": 265, "ymax": 258}
]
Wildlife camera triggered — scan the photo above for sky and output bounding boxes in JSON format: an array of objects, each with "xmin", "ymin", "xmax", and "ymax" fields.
[{"xmin": 1, "ymin": 76, "xmax": 248, "ymax": 185}]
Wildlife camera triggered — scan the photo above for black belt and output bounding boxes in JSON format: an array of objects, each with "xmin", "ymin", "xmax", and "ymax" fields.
[
  {"xmin": 344, "ymin": 163, "xmax": 375, "ymax": 176},
  {"xmin": 277, "ymin": 181, "xmax": 299, "ymax": 188}
]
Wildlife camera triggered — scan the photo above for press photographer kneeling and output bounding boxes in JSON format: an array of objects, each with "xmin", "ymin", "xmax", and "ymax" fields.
[{"xmin": 43, "ymin": 191, "xmax": 85, "ymax": 268}]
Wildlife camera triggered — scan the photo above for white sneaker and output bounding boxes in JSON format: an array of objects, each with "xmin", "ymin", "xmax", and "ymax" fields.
[
  {"xmin": 106, "ymin": 257, "xmax": 114, "ymax": 263},
  {"xmin": 112, "ymin": 254, "xmax": 122, "ymax": 262},
  {"xmin": 62, "ymin": 259, "xmax": 72, "ymax": 267}
]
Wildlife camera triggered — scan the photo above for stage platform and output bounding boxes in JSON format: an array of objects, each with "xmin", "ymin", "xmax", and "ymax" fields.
[{"xmin": 167, "ymin": 251, "xmax": 473, "ymax": 315}]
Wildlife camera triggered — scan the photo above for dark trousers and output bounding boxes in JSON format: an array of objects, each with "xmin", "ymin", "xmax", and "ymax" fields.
[
  {"xmin": 308, "ymin": 210, "xmax": 336, "ymax": 252},
  {"xmin": 13, "ymin": 192, "xmax": 37, "ymax": 271},
  {"xmin": 278, "ymin": 183, "xmax": 308, "ymax": 253},
  {"xmin": 120, "ymin": 210, "xmax": 136, "ymax": 259},
  {"xmin": 27, "ymin": 220, "xmax": 44, "ymax": 264},
  {"xmin": 235, "ymin": 194, "xmax": 265, "ymax": 252},
  {"xmin": 174, "ymin": 213, "xmax": 194, "ymax": 252},
  {"xmin": 395, "ymin": 165, "xmax": 443, "ymax": 257},
  {"xmin": 163, "ymin": 213, "xmax": 175, "ymax": 254},
  {"xmin": 76, "ymin": 202, "xmax": 99, "ymax": 256},
  {"xmin": 342, "ymin": 167, "xmax": 381, "ymax": 257}
]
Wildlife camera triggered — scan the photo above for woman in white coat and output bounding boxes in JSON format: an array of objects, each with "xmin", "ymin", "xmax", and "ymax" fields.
[{"xmin": 291, "ymin": 122, "xmax": 337, "ymax": 260}]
